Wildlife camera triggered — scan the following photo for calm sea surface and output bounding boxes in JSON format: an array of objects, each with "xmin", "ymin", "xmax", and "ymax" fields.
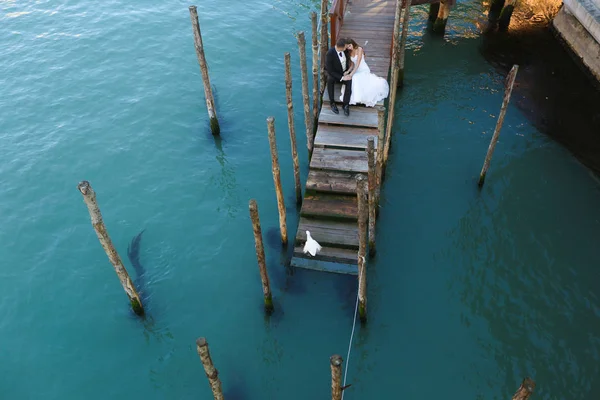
[{"xmin": 2, "ymin": 0, "xmax": 600, "ymax": 399}]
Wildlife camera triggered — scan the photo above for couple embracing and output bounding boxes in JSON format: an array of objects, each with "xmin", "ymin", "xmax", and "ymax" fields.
[{"xmin": 325, "ymin": 37, "xmax": 390, "ymax": 116}]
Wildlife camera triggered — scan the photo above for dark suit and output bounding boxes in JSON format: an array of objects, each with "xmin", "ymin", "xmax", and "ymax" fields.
[{"xmin": 325, "ymin": 47, "xmax": 352, "ymax": 107}]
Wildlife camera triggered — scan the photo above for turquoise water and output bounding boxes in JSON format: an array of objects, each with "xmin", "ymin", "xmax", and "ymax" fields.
[{"xmin": 2, "ymin": 0, "xmax": 600, "ymax": 398}]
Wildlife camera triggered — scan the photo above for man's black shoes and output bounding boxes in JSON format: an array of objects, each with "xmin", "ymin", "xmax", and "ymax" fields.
[{"xmin": 330, "ymin": 103, "xmax": 339, "ymax": 114}]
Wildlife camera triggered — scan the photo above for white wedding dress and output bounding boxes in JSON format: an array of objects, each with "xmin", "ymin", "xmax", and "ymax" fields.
[{"xmin": 340, "ymin": 53, "xmax": 389, "ymax": 107}]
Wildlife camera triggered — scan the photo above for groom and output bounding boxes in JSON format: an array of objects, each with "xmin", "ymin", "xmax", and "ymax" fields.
[{"xmin": 325, "ymin": 38, "xmax": 352, "ymax": 116}]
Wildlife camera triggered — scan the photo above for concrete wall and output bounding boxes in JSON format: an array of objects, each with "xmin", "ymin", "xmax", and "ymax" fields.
[{"xmin": 553, "ymin": 1, "xmax": 600, "ymax": 82}]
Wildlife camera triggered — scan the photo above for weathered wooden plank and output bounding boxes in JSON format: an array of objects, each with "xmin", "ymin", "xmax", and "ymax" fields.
[
  {"xmin": 296, "ymin": 217, "xmax": 359, "ymax": 248},
  {"xmin": 300, "ymin": 193, "xmax": 358, "ymax": 220},
  {"xmin": 293, "ymin": 245, "xmax": 358, "ymax": 265},
  {"xmin": 319, "ymin": 106, "xmax": 379, "ymax": 128},
  {"xmin": 306, "ymin": 169, "xmax": 360, "ymax": 194},
  {"xmin": 314, "ymin": 128, "xmax": 378, "ymax": 150},
  {"xmin": 290, "ymin": 256, "xmax": 358, "ymax": 275},
  {"xmin": 310, "ymin": 147, "xmax": 369, "ymax": 173}
]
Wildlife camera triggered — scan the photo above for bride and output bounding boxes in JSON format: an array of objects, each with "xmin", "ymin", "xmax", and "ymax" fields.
[{"xmin": 340, "ymin": 38, "xmax": 390, "ymax": 107}]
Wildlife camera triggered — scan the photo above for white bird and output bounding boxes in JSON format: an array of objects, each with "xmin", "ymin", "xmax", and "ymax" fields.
[{"xmin": 303, "ymin": 230, "xmax": 322, "ymax": 257}]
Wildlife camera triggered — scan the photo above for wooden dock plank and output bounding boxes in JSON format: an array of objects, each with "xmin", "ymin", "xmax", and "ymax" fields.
[
  {"xmin": 296, "ymin": 217, "xmax": 359, "ymax": 249},
  {"xmin": 300, "ymin": 193, "xmax": 358, "ymax": 220},
  {"xmin": 305, "ymin": 169, "xmax": 360, "ymax": 194},
  {"xmin": 290, "ymin": 256, "xmax": 358, "ymax": 275},
  {"xmin": 314, "ymin": 129, "xmax": 377, "ymax": 150},
  {"xmin": 293, "ymin": 245, "xmax": 358, "ymax": 265},
  {"xmin": 319, "ymin": 106, "xmax": 379, "ymax": 128},
  {"xmin": 323, "ymin": 86, "xmax": 384, "ymax": 106},
  {"xmin": 310, "ymin": 147, "xmax": 369, "ymax": 173}
]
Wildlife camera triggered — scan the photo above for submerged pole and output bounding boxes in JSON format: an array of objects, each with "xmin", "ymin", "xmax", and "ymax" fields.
[
  {"xmin": 376, "ymin": 105, "xmax": 386, "ymax": 205},
  {"xmin": 498, "ymin": 0, "xmax": 517, "ymax": 32},
  {"xmin": 311, "ymin": 12, "xmax": 320, "ymax": 127},
  {"xmin": 512, "ymin": 378, "xmax": 535, "ymax": 400},
  {"xmin": 428, "ymin": 2, "xmax": 441, "ymax": 24},
  {"xmin": 478, "ymin": 64, "xmax": 518, "ymax": 187},
  {"xmin": 196, "ymin": 338, "xmax": 224, "ymax": 400},
  {"xmin": 249, "ymin": 199, "xmax": 274, "ymax": 314},
  {"xmin": 284, "ymin": 53, "xmax": 302, "ymax": 204},
  {"xmin": 367, "ymin": 137, "xmax": 377, "ymax": 257},
  {"xmin": 488, "ymin": 0, "xmax": 506, "ymax": 28},
  {"xmin": 77, "ymin": 181, "xmax": 144, "ymax": 316},
  {"xmin": 432, "ymin": 0, "xmax": 453, "ymax": 34},
  {"xmin": 189, "ymin": 6, "xmax": 220, "ymax": 136},
  {"xmin": 330, "ymin": 355, "xmax": 343, "ymax": 400},
  {"xmin": 267, "ymin": 117, "xmax": 288, "ymax": 244},
  {"xmin": 397, "ymin": 0, "xmax": 412, "ymax": 88},
  {"xmin": 319, "ymin": 0, "xmax": 329, "ymax": 96},
  {"xmin": 297, "ymin": 31, "xmax": 313, "ymax": 154},
  {"xmin": 356, "ymin": 175, "xmax": 368, "ymax": 323}
]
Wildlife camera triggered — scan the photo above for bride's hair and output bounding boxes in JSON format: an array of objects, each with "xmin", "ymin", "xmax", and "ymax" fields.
[{"xmin": 347, "ymin": 38, "xmax": 364, "ymax": 55}]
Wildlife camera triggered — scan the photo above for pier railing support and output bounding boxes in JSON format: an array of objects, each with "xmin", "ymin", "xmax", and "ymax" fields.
[
  {"xmin": 330, "ymin": 355, "xmax": 343, "ymax": 400},
  {"xmin": 389, "ymin": 0, "xmax": 402, "ymax": 88},
  {"xmin": 367, "ymin": 137, "xmax": 377, "ymax": 257},
  {"xmin": 267, "ymin": 117, "xmax": 288, "ymax": 244},
  {"xmin": 297, "ymin": 32, "xmax": 314, "ymax": 154},
  {"xmin": 512, "ymin": 378, "xmax": 535, "ymax": 400},
  {"xmin": 397, "ymin": 0, "xmax": 412, "ymax": 88},
  {"xmin": 249, "ymin": 200, "xmax": 274, "ymax": 314},
  {"xmin": 196, "ymin": 338, "xmax": 224, "ymax": 400},
  {"xmin": 189, "ymin": 6, "xmax": 220, "ymax": 136},
  {"xmin": 376, "ymin": 106, "xmax": 386, "ymax": 204},
  {"xmin": 77, "ymin": 181, "xmax": 144, "ymax": 316},
  {"xmin": 432, "ymin": 0, "xmax": 454, "ymax": 35},
  {"xmin": 356, "ymin": 175, "xmax": 368, "ymax": 323},
  {"xmin": 478, "ymin": 64, "xmax": 518, "ymax": 187},
  {"xmin": 319, "ymin": 0, "xmax": 329, "ymax": 97},
  {"xmin": 311, "ymin": 12, "xmax": 320, "ymax": 130},
  {"xmin": 284, "ymin": 53, "xmax": 302, "ymax": 204}
]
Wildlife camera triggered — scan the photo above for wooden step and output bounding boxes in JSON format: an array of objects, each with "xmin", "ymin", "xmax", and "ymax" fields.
[
  {"xmin": 296, "ymin": 217, "xmax": 358, "ymax": 249},
  {"xmin": 310, "ymin": 147, "xmax": 369, "ymax": 173},
  {"xmin": 300, "ymin": 193, "xmax": 358, "ymax": 220},
  {"xmin": 293, "ymin": 245, "xmax": 358, "ymax": 265},
  {"xmin": 306, "ymin": 170, "xmax": 360, "ymax": 194},
  {"xmin": 318, "ymin": 105, "xmax": 379, "ymax": 128},
  {"xmin": 290, "ymin": 256, "xmax": 358, "ymax": 275},
  {"xmin": 323, "ymin": 86, "xmax": 384, "ymax": 107},
  {"xmin": 314, "ymin": 124, "xmax": 378, "ymax": 150}
]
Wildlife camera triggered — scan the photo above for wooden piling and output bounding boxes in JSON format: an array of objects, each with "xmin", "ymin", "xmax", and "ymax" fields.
[
  {"xmin": 196, "ymin": 338, "xmax": 224, "ymax": 400},
  {"xmin": 319, "ymin": 0, "xmax": 329, "ymax": 96},
  {"xmin": 376, "ymin": 105, "xmax": 386, "ymax": 204},
  {"xmin": 512, "ymin": 378, "xmax": 535, "ymax": 400},
  {"xmin": 267, "ymin": 117, "xmax": 288, "ymax": 244},
  {"xmin": 432, "ymin": 0, "xmax": 453, "ymax": 34},
  {"xmin": 488, "ymin": 0, "xmax": 506, "ymax": 26},
  {"xmin": 297, "ymin": 32, "xmax": 313, "ymax": 154},
  {"xmin": 311, "ymin": 12, "xmax": 320, "ymax": 128},
  {"xmin": 77, "ymin": 181, "xmax": 144, "ymax": 316},
  {"xmin": 498, "ymin": 0, "xmax": 517, "ymax": 32},
  {"xmin": 284, "ymin": 53, "xmax": 302, "ymax": 204},
  {"xmin": 189, "ymin": 6, "xmax": 220, "ymax": 136},
  {"xmin": 397, "ymin": 0, "xmax": 412, "ymax": 88},
  {"xmin": 249, "ymin": 199, "xmax": 274, "ymax": 313},
  {"xmin": 428, "ymin": 3, "xmax": 441, "ymax": 24},
  {"xmin": 330, "ymin": 354, "xmax": 343, "ymax": 400},
  {"xmin": 367, "ymin": 137, "xmax": 377, "ymax": 257},
  {"xmin": 356, "ymin": 175, "xmax": 368, "ymax": 323},
  {"xmin": 389, "ymin": 0, "xmax": 402, "ymax": 92},
  {"xmin": 478, "ymin": 64, "xmax": 518, "ymax": 187}
]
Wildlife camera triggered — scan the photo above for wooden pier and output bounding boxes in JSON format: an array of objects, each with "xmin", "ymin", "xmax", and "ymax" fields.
[{"xmin": 290, "ymin": 0, "xmax": 396, "ymax": 275}]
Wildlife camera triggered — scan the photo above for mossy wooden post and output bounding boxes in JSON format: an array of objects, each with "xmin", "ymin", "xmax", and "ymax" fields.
[
  {"xmin": 428, "ymin": 3, "xmax": 440, "ymax": 24},
  {"xmin": 284, "ymin": 53, "xmax": 302, "ymax": 204},
  {"xmin": 330, "ymin": 355, "xmax": 343, "ymax": 400},
  {"xmin": 319, "ymin": 0, "xmax": 329, "ymax": 96},
  {"xmin": 512, "ymin": 378, "xmax": 535, "ymax": 400},
  {"xmin": 367, "ymin": 137, "xmax": 377, "ymax": 257},
  {"xmin": 249, "ymin": 199, "xmax": 274, "ymax": 314},
  {"xmin": 356, "ymin": 175, "xmax": 368, "ymax": 323},
  {"xmin": 189, "ymin": 6, "xmax": 220, "ymax": 136},
  {"xmin": 478, "ymin": 65, "xmax": 518, "ymax": 187},
  {"xmin": 375, "ymin": 106, "xmax": 386, "ymax": 205},
  {"xmin": 267, "ymin": 117, "xmax": 288, "ymax": 245},
  {"xmin": 311, "ymin": 12, "xmax": 320, "ymax": 127},
  {"xmin": 77, "ymin": 181, "xmax": 144, "ymax": 316},
  {"xmin": 297, "ymin": 31, "xmax": 313, "ymax": 154},
  {"xmin": 388, "ymin": 0, "xmax": 402, "ymax": 97},
  {"xmin": 432, "ymin": 0, "xmax": 453, "ymax": 34},
  {"xmin": 196, "ymin": 338, "xmax": 224, "ymax": 400},
  {"xmin": 397, "ymin": 0, "xmax": 412, "ymax": 88},
  {"xmin": 488, "ymin": 0, "xmax": 506, "ymax": 27},
  {"xmin": 498, "ymin": 0, "xmax": 517, "ymax": 32}
]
